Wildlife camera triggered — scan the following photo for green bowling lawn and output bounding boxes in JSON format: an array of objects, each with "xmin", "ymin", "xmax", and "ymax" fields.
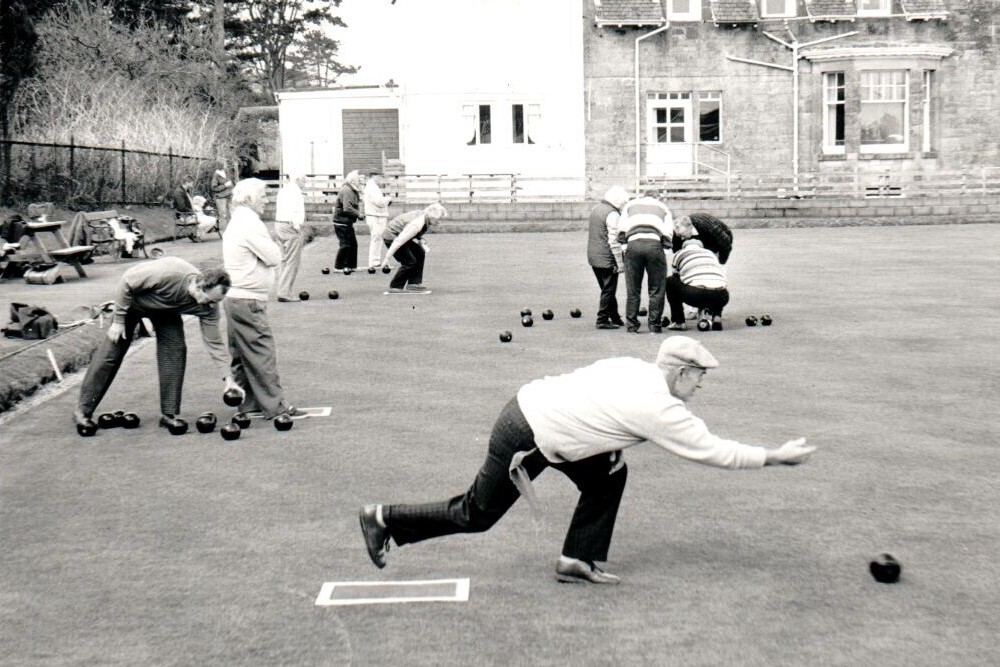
[{"xmin": 2, "ymin": 224, "xmax": 998, "ymax": 666}]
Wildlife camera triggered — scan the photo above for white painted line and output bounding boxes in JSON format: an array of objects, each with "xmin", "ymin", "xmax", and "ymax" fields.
[
  {"xmin": 315, "ymin": 578, "xmax": 470, "ymax": 606},
  {"xmin": 242, "ymin": 406, "xmax": 330, "ymax": 421}
]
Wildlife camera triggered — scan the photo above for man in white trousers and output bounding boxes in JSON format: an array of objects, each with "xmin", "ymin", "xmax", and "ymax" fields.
[
  {"xmin": 363, "ymin": 171, "xmax": 392, "ymax": 271},
  {"xmin": 274, "ymin": 173, "xmax": 307, "ymax": 303}
]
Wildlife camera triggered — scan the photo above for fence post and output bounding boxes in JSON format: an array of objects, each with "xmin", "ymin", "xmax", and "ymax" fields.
[
  {"xmin": 168, "ymin": 147, "xmax": 174, "ymax": 185},
  {"xmin": 68, "ymin": 136, "xmax": 75, "ymax": 199},
  {"xmin": 120, "ymin": 140, "xmax": 126, "ymax": 203}
]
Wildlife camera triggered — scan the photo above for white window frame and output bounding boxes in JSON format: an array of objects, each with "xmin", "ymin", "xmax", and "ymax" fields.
[
  {"xmin": 697, "ymin": 91, "xmax": 722, "ymax": 144},
  {"xmin": 859, "ymin": 70, "xmax": 909, "ymax": 154},
  {"xmin": 647, "ymin": 92, "xmax": 692, "ymax": 145},
  {"xmin": 666, "ymin": 0, "xmax": 701, "ymax": 22},
  {"xmin": 857, "ymin": 0, "xmax": 891, "ymax": 16},
  {"xmin": 822, "ymin": 72, "xmax": 846, "ymax": 155},
  {"xmin": 511, "ymin": 102, "xmax": 541, "ymax": 146},
  {"xmin": 462, "ymin": 103, "xmax": 493, "ymax": 146},
  {"xmin": 760, "ymin": 0, "xmax": 796, "ymax": 18}
]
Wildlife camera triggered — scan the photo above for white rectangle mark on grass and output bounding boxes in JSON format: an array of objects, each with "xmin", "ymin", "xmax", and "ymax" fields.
[
  {"xmin": 244, "ymin": 407, "xmax": 331, "ymax": 420},
  {"xmin": 315, "ymin": 578, "xmax": 470, "ymax": 606}
]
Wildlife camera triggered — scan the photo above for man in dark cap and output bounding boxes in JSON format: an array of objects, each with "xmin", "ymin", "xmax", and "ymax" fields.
[{"xmin": 359, "ymin": 336, "xmax": 816, "ymax": 584}]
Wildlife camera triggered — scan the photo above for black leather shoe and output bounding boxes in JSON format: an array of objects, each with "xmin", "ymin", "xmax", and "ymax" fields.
[
  {"xmin": 556, "ymin": 557, "xmax": 621, "ymax": 585},
  {"xmin": 158, "ymin": 415, "xmax": 186, "ymax": 429},
  {"xmin": 595, "ymin": 321, "xmax": 619, "ymax": 330},
  {"xmin": 359, "ymin": 505, "xmax": 390, "ymax": 569},
  {"xmin": 649, "ymin": 325, "xmax": 663, "ymax": 333},
  {"xmin": 626, "ymin": 325, "xmax": 641, "ymax": 334},
  {"xmin": 611, "ymin": 317, "xmax": 625, "ymax": 327}
]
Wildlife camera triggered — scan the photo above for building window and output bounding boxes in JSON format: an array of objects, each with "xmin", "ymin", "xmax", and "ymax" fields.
[
  {"xmin": 823, "ymin": 72, "xmax": 846, "ymax": 154},
  {"xmin": 857, "ymin": 0, "xmax": 891, "ymax": 16},
  {"xmin": 922, "ymin": 70, "xmax": 933, "ymax": 153},
  {"xmin": 512, "ymin": 104, "xmax": 538, "ymax": 145},
  {"xmin": 463, "ymin": 104, "xmax": 492, "ymax": 145},
  {"xmin": 860, "ymin": 70, "xmax": 908, "ymax": 152},
  {"xmin": 760, "ymin": 0, "xmax": 796, "ymax": 17},
  {"xmin": 698, "ymin": 92, "xmax": 721, "ymax": 143},
  {"xmin": 666, "ymin": 0, "xmax": 701, "ymax": 22},
  {"xmin": 649, "ymin": 92, "xmax": 691, "ymax": 144}
]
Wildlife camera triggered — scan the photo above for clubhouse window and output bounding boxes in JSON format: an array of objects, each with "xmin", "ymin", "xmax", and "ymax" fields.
[
  {"xmin": 860, "ymin": 70, "xmax": 908, "ymax": 153},
  {"xmin": 822, "ymin": 69, "xmax": 912, "ymax": 155},
  {"xmin": 512, "ymin": 103, "xmax": 539, "ymax": 145},
  {"xmin": 760, "ymin": 0, "xmax": 796, "ymax": 18},
  {"xmin": 464, "ymin": 104, "xmax": 492, "ymax": 145}
]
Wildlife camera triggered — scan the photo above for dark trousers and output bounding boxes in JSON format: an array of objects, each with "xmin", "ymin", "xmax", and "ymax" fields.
[
  {"xmin": 384, "ymin": 238, "xmax": 426, "ymax": 289},
  {"xmin": 77, "ymin": 310, "xmax": 187, "ymax": 417},
  {"xmin": 624, "ymin": 239, "xmax": 667, "ymax": 328},
  {"xmin": 384, "ymin": 398, "xmax": 628, "ymax": 563},
  {"xmin": 333, "ymin": 224, "xmax": 358, "ymax": 269},
  {"xmin": 591, "ymin": 266, "xmax": 621, "ymax": 324},
  {"xmin": 224, "ymin": 297, "xmax": 286, "ymax": 418},
  {"xmin": 666, "ymin": 274, "xmax": 730, "ymax": 323}
]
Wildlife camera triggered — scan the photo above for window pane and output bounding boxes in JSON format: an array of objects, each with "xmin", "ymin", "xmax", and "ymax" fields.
[
  {"xmin": 670, "ymin": 108, "xmax": 685, "ymax": 124},
  {"xmin": 512, "ymin": 104, "xmax": 525, "ymax": 144},
  {"xmin": 479, "ymin": 104, "xmax": 491, "ymax": 144},
  {"xmin": 657, "ymin": 127, "xmax": 668, "ymax": 143},
  {"xmin": 860, "ymin": 70, "xmax": 907, "ymax": 146},
  {"xmin": 656, "ymin": 108, "xmax": 667, "ymax": 123},
  {"xmin": 698, "ymin": 93, "xmax": 722, "ymax": 142},
  {"xmin": 670, "ymin": 127, "xmax": 685, "ymax": 142}
]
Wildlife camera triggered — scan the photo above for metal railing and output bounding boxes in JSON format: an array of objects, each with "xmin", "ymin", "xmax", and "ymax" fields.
[
  {"xmin": 642, "ymin": 167, "xmax": 1000, "ymax": 200},
  {"xmin": 1, "ymin": 138, "xmax": 214, "ymax": 206}
]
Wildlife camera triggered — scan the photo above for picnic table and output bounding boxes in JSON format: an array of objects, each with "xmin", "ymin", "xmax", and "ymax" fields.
[{"xmin": 16, "ymin": 219, "xmax": 93, "ymax": 279}]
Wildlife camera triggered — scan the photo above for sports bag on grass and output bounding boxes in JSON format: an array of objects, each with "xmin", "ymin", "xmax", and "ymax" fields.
[{"xmin": 3, "ymin": 302, "xmax": 58, "ymax": 339}]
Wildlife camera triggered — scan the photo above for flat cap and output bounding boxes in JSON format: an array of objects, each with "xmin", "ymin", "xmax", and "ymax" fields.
[{"xmin": 655, "ymin": 335, "xmax": 719, "ymax": 369}]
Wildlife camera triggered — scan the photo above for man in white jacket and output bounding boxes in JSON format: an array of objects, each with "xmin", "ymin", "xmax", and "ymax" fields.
[
  {"xmin": 222, "ymin": 178, "xmax": 298, "ymax": 420},
  {"xmin": 274, "ymin": 173, "xmax": 307, "ymax": 302},
  {"xmin": 362, "ymin": 171, "xmax": 392, "ymax": 271},
  {"xmin": 360, "ymin": 336, "xmax": 815, "ymax": 584}
]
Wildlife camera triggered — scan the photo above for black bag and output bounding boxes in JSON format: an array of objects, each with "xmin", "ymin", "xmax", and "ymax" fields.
[{"xmin": 3, "ymin": 302, "xmax": 59, "ymax": 339}]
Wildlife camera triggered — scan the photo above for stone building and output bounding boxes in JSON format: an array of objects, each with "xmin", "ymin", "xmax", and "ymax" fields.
[{"xmin": 587, "ymin": 0, "xmax": 999, "ymax": 196}]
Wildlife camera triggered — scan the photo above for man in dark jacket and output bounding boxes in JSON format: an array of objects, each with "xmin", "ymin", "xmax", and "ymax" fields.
[
  {"xmin": 586, "ymin": 186, "xmax": 630, "ymax": 329},
  {"xmin": 333, "ymin": 170, "xmax": 364, "ymax": 271},
  {"xmin": 672, "ymin": 213, "xmax": 733, "ymax": 264}
]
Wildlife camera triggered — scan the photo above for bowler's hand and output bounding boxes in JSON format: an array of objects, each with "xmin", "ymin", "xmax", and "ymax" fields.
[
  {"xmin": 107, "ymin": 322, "xmax": 126, "ymax": 342},
  {"xmin": 767, "ymin": 437, "xmax": 815, "ymax": 465},
  {"xmin": 223, "ymin": 376, "xmax": 245, "ymax": 400}
]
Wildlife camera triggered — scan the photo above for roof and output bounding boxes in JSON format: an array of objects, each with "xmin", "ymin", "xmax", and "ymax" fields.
[
  {"xmin": 804, "ymin": 0, "xmax": 858, "ymax": 21},
  {"xmin": 594, "ymin": 0, "xmax": 666, "ymax": 28},
  {"xmin": 901, "ymin": 0, "xmax": 949, "ymax": 20},
  {"xmin": 710, "ymin": 0, "xmax": 760, "ymax": 24}
]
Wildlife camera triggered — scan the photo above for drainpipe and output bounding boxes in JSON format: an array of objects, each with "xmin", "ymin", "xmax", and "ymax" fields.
[{"xmin": 635, "ymin": 23, "xmax": 670, "ymax": 194}]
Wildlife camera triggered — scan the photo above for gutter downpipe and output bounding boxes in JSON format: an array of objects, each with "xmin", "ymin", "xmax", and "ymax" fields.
[{"xmin": 635, "ymin": 23, "xmax": 670, "ymax": 194}]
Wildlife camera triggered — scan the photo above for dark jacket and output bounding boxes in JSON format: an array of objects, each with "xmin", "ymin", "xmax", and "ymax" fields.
[
  {"xmin": 586, "ymin": 199, "xmax": 620, "ymax": 269},
  {"xmin": 172, "ymin": 186, "xmax": 194, "ymax": 214},
  {"xmin": 333, "ymin": 184, "xmax": 362, "ymax": 225},
  {"xmin": 672, "ymin": 212, "xmax": 733, "ymax": 264}
]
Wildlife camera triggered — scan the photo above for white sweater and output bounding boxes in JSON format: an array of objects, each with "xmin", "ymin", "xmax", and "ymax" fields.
[
  {"xmin": 517, "ymin": 357, "xmax": 766, "ymax": 469},
  {"xmin": 223, "ymin": 206, "xmax": 281, "ymax": 301}
]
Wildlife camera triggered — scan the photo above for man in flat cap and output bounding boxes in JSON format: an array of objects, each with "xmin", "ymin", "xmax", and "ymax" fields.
[{"xmin": 359, "ymin": 336, "xmax": 816, "ymax": 584}]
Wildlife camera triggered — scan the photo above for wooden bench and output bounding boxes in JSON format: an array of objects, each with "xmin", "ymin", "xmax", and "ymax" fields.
[{"xmin": 83, "ymin": 210, "xmax": 147, "ymax": 261}]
